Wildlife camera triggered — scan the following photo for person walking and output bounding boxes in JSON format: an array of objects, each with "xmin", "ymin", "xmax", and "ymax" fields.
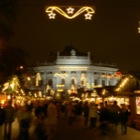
[
  {"xmin": 83, "ymin": 101, "xmax": 89, "ymax": 128},
  {"xmin": 0, "ymin": 104, "xmax": 5, "ymax": 139},
  {"xmin": 47, "ymin": 101, "xmax": 58, "ymax": 140},
  {"xmin": 18, "ymin": 104, "xmax": 32, "ymax": 140},
  {"xmin": 33, "ymin": 105, "xmax": 48, "ymax": 140},
  {"xmin": 109, "ymin": 101, "xmax": 120, "ymax": 127},
  {"xmin": 66, "ymin": 101, "xmax": 75, "ymax": 125},
  {"xmin": 99, "ymin": 103, "xmax": 111, "ymax": 135},
  {"xmin": 88, "ymin": 102, "xmax": 98, "ymax": 131},
  {"xmin": 3, "ymin": 101, "xmax": 15, "ymax": 140},
  {"xmin": 119, "ymin": 104, "xmax": 130, "ymax": 135}
]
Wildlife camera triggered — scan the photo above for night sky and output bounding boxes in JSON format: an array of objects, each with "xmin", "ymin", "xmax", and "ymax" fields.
[{"xmin": 11, "ymin": 0, "xmax": 140, "ymax": 72}]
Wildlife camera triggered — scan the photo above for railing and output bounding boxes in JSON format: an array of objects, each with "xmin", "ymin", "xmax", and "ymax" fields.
[{"xmin": 57, "ymin": 56, "xmax": 89, "ymax": 59}]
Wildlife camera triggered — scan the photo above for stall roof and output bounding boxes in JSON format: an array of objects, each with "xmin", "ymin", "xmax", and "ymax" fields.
[{"xmin": 94, "ymin": 86, "xmax": 116, "ymax": 97}]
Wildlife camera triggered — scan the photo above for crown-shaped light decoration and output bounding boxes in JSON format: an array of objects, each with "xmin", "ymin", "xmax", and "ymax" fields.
[{"xmin": 45, "ymin": 6, "xmax": 95, "ymax": 20}]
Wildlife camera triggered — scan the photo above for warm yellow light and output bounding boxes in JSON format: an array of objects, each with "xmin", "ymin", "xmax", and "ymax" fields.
[
  {"xmin": 138, "ymin": 27, "xmax": 140, "ymax": 33},
  {"xmin": 57, "ymin": 89, "xmax": 64, "ymax": 92},
  {"xmin": 36, "ymin": 72, "xmax": 42, "ymax": 86},
  {"xmin": 54, "ymin": 73, "xmax": 68, "ymax": 78},
  {"xmin": 39, "ymin": 91, "xmax": 42, "ymax": 97},
  {"xmin": 81, "ymin": 94, "xmax": 84, "ymax": 97},
  {"xmin": 20, "ymin": 66, "xmax": 23, "ymax": 69},
  {"xmin": 56, "ymin": 93, "xmax": 60, "ymax": 97},
  {"xmin": 34, "ymin": 93, "xmax": 37, "ymax": 98},
  {"xmin": 85, "ymin": 93, "xmax": 88, "ymax": 97},
  {"xmin": 45, "ymin": 6, "xmax": 95, "ymax": 20},
  {"xmin": 68, "ymin": 90, "xmax": 71, "ymax": 94},
  {"xmin": 91, "ymin": 90, "xmax": 98, "ymax": 97},
  {"xmin": 7, "ymin": 95, "xmax": 11, "ymax": 100},
  {"xmin": 27, "ymin": 77, "xmax": 31, "ymax": 81},
  {"xmin": 20, "ymin": 89, "xmax": 24, "ymax": 94},
  {"xmin": 67, "ymin": 7, "xmax": 74, "ymax": 14},
  {"xmin": 56, "ymin": 84, "xmax": 65, "ymax": 87},
  {"xmin": 90, "ymin": 98, "xmax": 95, "ymax": 102},
  {"xmin": 1, "ymin": 100, "xmax": 5, "ymax": 105},
  {"xmin": 102, "ymin": 89, "xmax": 106, "ymax": 95},
  {"xmin": 109, "ymin": 96, "xmax": 115, "ymax": 101},
  {"xmin": 10, "ymin": 83, "xmax": 14, "ymax": 90}
]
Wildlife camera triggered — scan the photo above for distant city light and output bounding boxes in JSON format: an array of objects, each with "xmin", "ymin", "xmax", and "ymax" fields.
[{"xmin": 20, "ymin": 66, "xmax": 23, "ymax": 69}]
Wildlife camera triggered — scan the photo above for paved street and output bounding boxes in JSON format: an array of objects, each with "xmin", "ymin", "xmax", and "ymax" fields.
[
  {"xmin": 53, "ymin": 116, "xmax": 140, "ymax": 140},
  {"xmin": 7, "ymin": 115, "xmax": 140, "ymax": 140}
]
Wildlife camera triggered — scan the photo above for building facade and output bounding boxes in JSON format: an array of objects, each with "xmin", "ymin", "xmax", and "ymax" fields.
[{"xmin": 26, "ymin": 49, "xmax": 121, "ymax": 100}]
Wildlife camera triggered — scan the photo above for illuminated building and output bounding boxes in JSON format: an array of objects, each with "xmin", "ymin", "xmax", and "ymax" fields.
[{"xmin": 28, "ymin": 48, "xmax": 121, "ymax": 100}]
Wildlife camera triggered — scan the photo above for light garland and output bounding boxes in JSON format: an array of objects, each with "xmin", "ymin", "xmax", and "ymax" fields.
[
  {"xmin": 54, "ymin": 72, "xmax": 68, "ymax": 78},
  {"xmin": 45, "ymin": 6, "xmax": 95, "ymax": 20}
]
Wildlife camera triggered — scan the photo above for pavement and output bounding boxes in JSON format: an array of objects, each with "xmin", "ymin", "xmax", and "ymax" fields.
[
  {"xmin": 53, "ymin": 116, "xmax": 140, "ymax": 140},
  {"xmin": 2, "ymin": 115, "xmax": 140, "ymax": 140}
]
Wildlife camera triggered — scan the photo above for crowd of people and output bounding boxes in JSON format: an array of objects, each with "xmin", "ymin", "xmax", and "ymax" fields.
[
  {"xmin": 0, "ymin": 99, "xmax": 130, "ymax": 140},
  {"xmin": 0, "ymin": 100, "xmax": 58, "ymax": 140},
  {"xmin": 83, "ymin": 100, "xmax": 130, "ymax": 135},
  {"xmin": 60, "ymin": 100, "xmax": 130, "ymax": 136}
]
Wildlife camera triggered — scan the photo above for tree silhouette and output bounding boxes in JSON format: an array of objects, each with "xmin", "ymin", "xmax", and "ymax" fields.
[
  {"xmin": 0, "ymin": 1, "xmax": 29, "ymax": 84},
  {"xmin": 0, "ymin": 46, "xmax": 28, "ymax": 84}
]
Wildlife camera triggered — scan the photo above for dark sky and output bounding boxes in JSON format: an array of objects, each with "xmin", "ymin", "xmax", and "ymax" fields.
[{"xmin": 11, "ymin": 0, "xmax": 140, "ymax": 72}]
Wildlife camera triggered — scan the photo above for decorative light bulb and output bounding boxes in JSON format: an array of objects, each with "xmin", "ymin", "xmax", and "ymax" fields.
[
  {"xmin": 66, "ymin": 7, "xmax": 74, "ymax": 14},
  {"xmin": 48, "ymin": 12, "xmax": 56, "ymax": 19},
  {"xmin": 84, "ymin": 13, "xmax": 92, "ymax": 20}
]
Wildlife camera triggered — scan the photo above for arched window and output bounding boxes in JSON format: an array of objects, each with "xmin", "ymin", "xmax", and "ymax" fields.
[
  {"xmin": 81, "ymin": 80, "xmax": 84, "ymax": 86},
  {"xmin": 102, "ymin": 79, "xmax": 106, "ymax": 86},
  {"xmin": 80, "ymin": 72, "xmax": 86, "ymax": 86},
  {"xmin": 48, "ymin": 79, "xmax": 53, "ymax": 87},
  {"xmin": 71, "ymin": 79, "xmax": 75, "ymax": 85},
  {"xmin": 61, "ymin": 79, "xmax": 65, "ymax": 85},
  {"xmin": 94, "ymin": 79, "xmax": 98, "ymax": 86}
]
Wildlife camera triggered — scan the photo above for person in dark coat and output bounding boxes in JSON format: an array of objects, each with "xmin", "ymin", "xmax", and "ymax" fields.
[
  {"xmin": 109, "ymin": 101, "xmax": 120, "ymax": 127},
  {"xmin": 18, "ymin": 104, "xmax": 32, "ymax": 140},
  {"xmin": 34, "ymin": 105, "xmax": 48, "ymax": 140},
  {"xmin": 119, "ymin": 104, "xmax": 130, "ymax": 135},
  {"xmin": 4, "ymin": 101, "xmax": 15, "ymax": 140},
  {"xmin": 99, "ymin": 103, "xmax": 111, "ymax": 135},
  {"xmin": 83, "ymin": 101, "xmax": 89, "ymax": 128},
  {"xmin": 0, "ymin": 104, "xmax": 5, "ymax": 139}
]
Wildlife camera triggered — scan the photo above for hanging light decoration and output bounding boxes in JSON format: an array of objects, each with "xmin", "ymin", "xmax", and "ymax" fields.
[{"xmin": 45, "ymin": 6, "xmax": 95, "ymax": 20}]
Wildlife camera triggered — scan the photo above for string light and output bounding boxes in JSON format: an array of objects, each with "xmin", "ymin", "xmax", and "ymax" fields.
[{"xmin": 45, "ymin": 6, "xmax": 95, "ymax": 20}]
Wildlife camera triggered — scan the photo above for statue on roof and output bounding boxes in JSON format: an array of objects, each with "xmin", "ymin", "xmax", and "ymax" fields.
[{"xmin": 71, "ymin": 49, "xmax": 76, "ymax": 56}]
